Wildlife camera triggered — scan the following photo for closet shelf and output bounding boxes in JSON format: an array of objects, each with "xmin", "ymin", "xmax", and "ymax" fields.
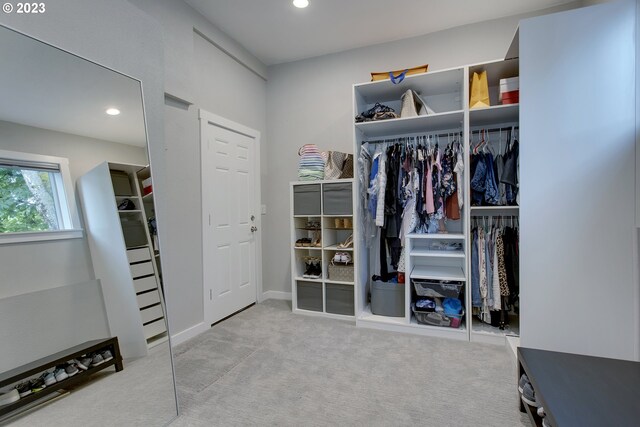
[
  {"xmin": 470, "ymin": 206, "xmax": 519, "ymax": 216},
  {"xmin": 409, "ymin": 249, "xmax": 465, "ymax": 258},
  {"xmin": 118, "ymin": 209, "xmax": 142, "ymax": 214},
  {"xmin": 325, "ymin": 280, "xmax": 354, "ymax": 286},
  {"xmin": 324, "ymin": 244, "xmax": 354, "ymax": 252},
  {"xmin": 469, "ymin": 103, "xmax": 519, "ymax": 126},
  {"xmin": 295, "ymin": 276, "xmax": 323, "ymax": 283},
  {"xmin": 294, "ymin": 246, "xmax": 322, "ymax": 251},
  {"xmin": 142, "ymin": 192, "xmax": 154, "ymax": 200},
  {"xmin": 410, "ymin": 265, "xmax": 465, "ymax": 281},
  {"xmin": 355, "ymin": 110, "xmax": 464, "ymax": 137},
  {"xmin": 406, "ymin": 233, "xmax": 465, "ymax": 240}
]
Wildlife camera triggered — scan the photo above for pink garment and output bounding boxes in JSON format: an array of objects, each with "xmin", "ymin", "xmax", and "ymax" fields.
[{"xmin": 425, "ymin": 158, "xmax": 435, "ymax": 214}]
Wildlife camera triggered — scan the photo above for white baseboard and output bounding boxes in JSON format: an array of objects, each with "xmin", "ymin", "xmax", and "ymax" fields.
[
  {"xmin": 170, "ymin": 321, "xmax": 209, "ymax": 346},
  {"xmin": 262, "ymin": 290, "xmax": 292, "ymax": 301}
]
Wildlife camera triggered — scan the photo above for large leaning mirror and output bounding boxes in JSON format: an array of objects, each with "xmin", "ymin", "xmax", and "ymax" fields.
[{"xmin": 0, "ymin": 25, "xmax": 178, "ymax": 425}]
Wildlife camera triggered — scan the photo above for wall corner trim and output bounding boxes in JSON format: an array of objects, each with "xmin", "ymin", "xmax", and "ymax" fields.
[
  {"xmin": 170, "ymin": 321, "xmax": 209, "ymax": 346},
  {"xmin": 262, "ymin": 291, "xmax": 292, "ymax": 301}
]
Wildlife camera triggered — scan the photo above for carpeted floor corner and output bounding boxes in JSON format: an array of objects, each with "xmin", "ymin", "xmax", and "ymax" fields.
[{"xmin": 171, "ymin": 300, "xmax": 529, "ymax": 427}]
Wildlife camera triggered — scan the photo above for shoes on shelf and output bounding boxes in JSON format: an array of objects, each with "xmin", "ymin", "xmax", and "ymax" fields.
[
  {"xmin": 542, "ymin": 418, "xmax": 552, "ymax": 427},
  {"xmin": 99, "ymin": 350, "xmax": 113, "ymax": 362},
  {"xmin": 311, "ymin": 231, "xmax": 321, "ymax": 247},
  {"xmin": 29, "ymin": 378, "xmax": 46, "ymax": 393},
  {"xmin": 295, "ymin": 238, "xmax": 312, "ymax": 247},
  {"xmin": 64, "ymin": 362, "xmax": 80, "ymax": 377},
  {"xmin": 14, "ymin": 381, "xmax": 32, "ymax": 398},
  {"xmin": 337, "ymin": 233, "xmax": 353, "ymax": 249},
  {"xmin": 53, "ymin": 366, "xmax": 69, "ymax": 382},
  {"xmin": 332, "ymin": 252, "xmax": 352, "ymax": 264},
  {"xmin": 518, "ymin": 373, "xmax": 530, "ymax": 393},
  {"xmin": 74, "ymin": 357, "xmax": 91, "ymax": 371},
  {"xmin": 0, "ymin": 389, "xmax": 20, "ymax": 407},
  {"xmin": 302, "ymin": 258, "xmax": 322, "ymax": 279},
  {"xmin": 91, "ymin": 353, "xmax": 105, "ymax": 367},
  {"xmin": 334, "ymin": 218, "xmax": 344, "ymax": 228},
  {"xmin": 521, "ymin": 382, "xmax": 539, "ymax": 407},
  {"xmin": 41, "ymin": 371, "xmax": 56, "ymax": 387},
  {"xmin": 537, "ymin": 406, "xmax": 546, "ymax": 418}
]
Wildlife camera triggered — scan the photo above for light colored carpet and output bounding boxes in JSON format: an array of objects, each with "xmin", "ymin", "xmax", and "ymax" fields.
[
  {"xmin": 2, "ymin": 343, "xmax": 178, "ymax": 426},
  {"xmin": 171, "ymin": 300, "xmax": 529, "ymax": 427}
]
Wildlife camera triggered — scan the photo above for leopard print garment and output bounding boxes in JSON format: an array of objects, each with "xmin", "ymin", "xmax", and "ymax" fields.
[{"xmin": 496, "ymin": 232, "xmax": 510, "ymax": 296}]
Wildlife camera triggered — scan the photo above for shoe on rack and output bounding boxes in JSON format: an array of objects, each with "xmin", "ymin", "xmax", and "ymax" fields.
[
  {"xmin": 537, "ymin": 406, "xmax": 546, "ymax": 418},
  {"xmin": 337, "ymin": 233, "xmax": 353, "ymax": 249},
  {"xmin": 302, "ymin": 260, "xmax": 314, "ymax": 279},
  {"xmin": 90, "ymin": 353, "xmax": 105, "ymax": 367},
  {"xmin": 74, "ymin": 357, "xmax": 91, "ymax": 371},
  {"xmin": 518, "ymin": 373, "xmax": 530, "ymax": 393},
  {"xmin": 99, "ymin": 350, "xmax": 113, "ymax": 362},
  {"xmin": 542, "ymin": 418, "xmax": 553, "ymax": 427},
  {"xmin": 64, "ymin": 362, "xmax": 80, "ymax": 377},
  {"xmin": 14, "ymin": 381, "xmax": 32, "ymax": 398},
  {"xmin": 53, "ymin": 366, "xmax": 69, "ymax": 382},
  {"xmin": 0, "ymin": 389, "xmax": 20, "ymax": 407},
  {"xmin": 340, "ymin": 253, "xmax": 352, "ymax": 264},
  {"xmin": 521, "ymin": 382, "xmax": 539, "ymax": 407},
  {"xmin": 41, "ymin": 371, "xmax": 57, "ymax": 387},
  {"xmin": 332, "ymin": 252, "xmax": 343, "ymax": 264},
  {"xmin": 308, "ymin": 260, "xmax": 322, "ymax": 279},
  {"xmin": 29, "ymin": 378, "xmax": 46, "ymax": 393}
]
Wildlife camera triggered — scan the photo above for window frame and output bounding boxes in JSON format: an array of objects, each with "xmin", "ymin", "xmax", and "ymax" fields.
[{"xmin": 0, "ymin": 149, "xmax": 83, "ymax": 244}]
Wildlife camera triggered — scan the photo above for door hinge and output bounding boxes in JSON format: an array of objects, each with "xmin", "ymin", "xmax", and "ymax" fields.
[
  {"xmin": 208, "ymin": 214, "xmax": 211, "ymax": 226},
  {"xmin": 209, "ymin": 289, "xmax": 212, "ymax": 300}
]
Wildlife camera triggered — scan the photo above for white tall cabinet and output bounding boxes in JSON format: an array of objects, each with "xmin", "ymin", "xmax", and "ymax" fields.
[
  {"xmin": 77, "ymin": 161, "xmax": 168, "ymax": 359},
  {"xmin": 519, "ymin": 0, "xmax": 639, "ymax": 361}
]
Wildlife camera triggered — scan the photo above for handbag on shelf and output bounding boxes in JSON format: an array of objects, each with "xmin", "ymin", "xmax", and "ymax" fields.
[
  {"xmin": 469, "ymin": 70, "xmax": 491, "ymax": 109},
  {"xmin": 339, "ymin": 154, "xmax": 354, "ymax": 179},
  {"xmin": 371, "ymin": 64, "xmax": 429, "ymax": 84},
  {"xmin": 400, "ymin": 89, "xmax": 436, "ymax": 118},
  {"xmin": 323, "ymin": 151, "xmax": 346, "ymax": 180}
]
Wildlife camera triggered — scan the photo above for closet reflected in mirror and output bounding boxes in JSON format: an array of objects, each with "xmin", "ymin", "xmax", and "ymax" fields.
[{"xmin": 0, "ymin": 25, "xmax": 177, "ymax": 425}]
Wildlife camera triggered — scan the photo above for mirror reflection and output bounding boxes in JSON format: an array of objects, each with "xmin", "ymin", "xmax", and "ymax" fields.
[{"xmin": 0, "ymin": 25, "xmax": 177, "ymax": 425}]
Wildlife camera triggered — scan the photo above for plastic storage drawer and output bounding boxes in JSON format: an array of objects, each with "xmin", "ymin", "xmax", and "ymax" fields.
[
  {"xmin": 326, "ymin": 283, "xmax": 354, "ymax": 315},
  {"xmin": 293, "ymin": 184, "xmax": 321, "ymax": 216},
  {"xmin": 323, "ymin": 183, "xmax": 352, "ymax": 215},
  {"xmin": 370, "ymin": 281, "xmax": 405, "ymax": 317},
  {"xmin": 296, "ymin": 281, "xmax": 323, "ymax": 312},
  {"xmin": 413, "ymin": 280, "xmax": 464, "ymax": 299}
]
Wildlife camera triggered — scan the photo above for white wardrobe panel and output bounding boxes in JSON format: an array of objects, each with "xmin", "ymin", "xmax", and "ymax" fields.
[{"xmin": 520, "ymin": 0, "xmax": 638, "ymax": 360}]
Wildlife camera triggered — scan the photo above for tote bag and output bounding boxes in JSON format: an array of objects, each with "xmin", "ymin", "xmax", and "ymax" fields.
[
  {"xmin": 323, "ymin": 151, "xmax": 346, "ymax": 180},
  {"xmin": 469, "ymin": 71, "xmax": 490, "ymax": 109}
]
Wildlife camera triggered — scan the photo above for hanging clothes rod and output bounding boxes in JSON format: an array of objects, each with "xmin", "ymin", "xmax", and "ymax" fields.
[
  {"xmin": 364, "ymin": 131, "xmax": 463, "ymax": 144},
  {"xmin": 469, "ymin": 126, "xmax": 519, "ymax": 134}
]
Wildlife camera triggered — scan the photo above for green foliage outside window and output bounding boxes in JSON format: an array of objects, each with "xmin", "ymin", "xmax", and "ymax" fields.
[{"xmin": 0, "ymin": 167, "xmax": 57, "ymax": 233}]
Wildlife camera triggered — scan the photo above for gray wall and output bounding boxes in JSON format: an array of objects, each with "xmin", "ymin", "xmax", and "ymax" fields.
[
  {"xmin": 130, "ymin": 0, "xmax": 268, "ymax": 336},
  {"xmin": 520, "ymin": 0, "xmax": 638, "ymax": 360},
  {"xmin": 263, "ymin": 2, "xmax": 583, "ymax": 296},
  {"xmin": 0, "ymin": 120, "xmax": 147, "ymax": 299}
]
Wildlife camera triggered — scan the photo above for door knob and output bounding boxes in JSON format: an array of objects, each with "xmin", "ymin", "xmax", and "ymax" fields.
[{"xmin": 251, "ymin": 226, "xmax": 258, "ymax": 232}]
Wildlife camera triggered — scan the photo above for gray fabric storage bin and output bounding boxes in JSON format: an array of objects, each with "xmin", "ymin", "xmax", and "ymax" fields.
[
  {"xmin": 110, "ymin": 170, "xmax": 134, "ymax": 196},
  {"xmin": 297, "ymin": 281, "xmax": 322, "ymax": 312},
  {"xmin": 371, "ymin": 281, "xmax": 405, "ymax": 317},
  {"xmin": 323, "ymin": 183, "xmax": 352, "ymax": 215},
  {"xmin": 326, "ymin": 283, "xmax": 354, "ymax": 316},
  {"xmin": 293, "ymin": 184, "xmax": 321, "ymax": 215},
  {"xmin": 121, "ymin": 219, "xmax": 148, "ymax": 248}
]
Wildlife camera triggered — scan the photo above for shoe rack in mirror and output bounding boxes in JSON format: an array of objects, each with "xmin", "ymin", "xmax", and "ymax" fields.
[{"xmin": 0, "ymin": 25, "xmax": 177, "ymax": 424}]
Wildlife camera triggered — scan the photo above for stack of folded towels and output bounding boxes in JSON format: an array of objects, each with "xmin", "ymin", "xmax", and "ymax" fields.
[{"xmin": 298, "ymin": 144, "xmax": 325, "ymax": 181}]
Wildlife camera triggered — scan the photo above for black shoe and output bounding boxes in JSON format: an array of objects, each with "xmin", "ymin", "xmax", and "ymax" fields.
[
  {"xmin": 302, "ymin": 261, "xmax": 313, "ymax": 278},
  {"xmin": 14, "ymin": 382, "xmax": 32, "ymax": 398},
  {"xmin": 29, "ymin": 378, "xmax": 46, "ymax": 393}
]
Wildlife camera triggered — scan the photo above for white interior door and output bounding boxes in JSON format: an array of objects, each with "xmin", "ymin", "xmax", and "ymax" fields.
[{"xmin": 200, "ymin": 110, "xmax": 261, "ymax": 326}]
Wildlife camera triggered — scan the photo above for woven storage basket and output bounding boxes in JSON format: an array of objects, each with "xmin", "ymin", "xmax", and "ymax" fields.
[{"xmin": 328, "ymin": 263, "xmax": 354, "ymax": 282}]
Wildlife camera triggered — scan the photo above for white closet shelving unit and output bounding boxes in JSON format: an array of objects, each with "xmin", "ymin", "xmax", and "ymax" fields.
[
  {"xmin": 77, "ymin": 162, "xmax": 168, "ymax": 358},
  {"xmin": 290, "ymin": 180, "xmax": 356, "ymax": 320},
  {"xmin": 353, "ymin": 58, "xmax": 519, "ymax": 344}
]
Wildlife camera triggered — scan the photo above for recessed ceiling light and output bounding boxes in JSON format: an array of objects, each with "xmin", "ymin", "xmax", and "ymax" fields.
[
  {"xmin": 106, "ymin": 108, "xmax": 121, "ymax": 116},
  {"xmin": 293, "ymin": 0, "xmax": 308, "ymax": 8}
]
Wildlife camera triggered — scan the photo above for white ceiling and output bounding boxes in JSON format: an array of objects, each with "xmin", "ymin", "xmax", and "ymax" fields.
[
  {"xmin": 0, "ymin": 26, "xmax": 147, "ymax": 147},
  {"xmin": 185, "ymin": 0, "xmax": 575, "ymax": 65}
]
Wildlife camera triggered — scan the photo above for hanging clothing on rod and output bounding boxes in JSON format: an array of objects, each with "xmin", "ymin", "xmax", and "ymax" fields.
[
  {"xmin": 361, "ymin": 132, "xmax": 464, "ymax": 278},
  {"xmin": 470, "ymin": 215, "xmax": 519, "ymax": 329},
  {"xmin": 470, "ymin": 127, "xmax": 519, "ymax": 207}
]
